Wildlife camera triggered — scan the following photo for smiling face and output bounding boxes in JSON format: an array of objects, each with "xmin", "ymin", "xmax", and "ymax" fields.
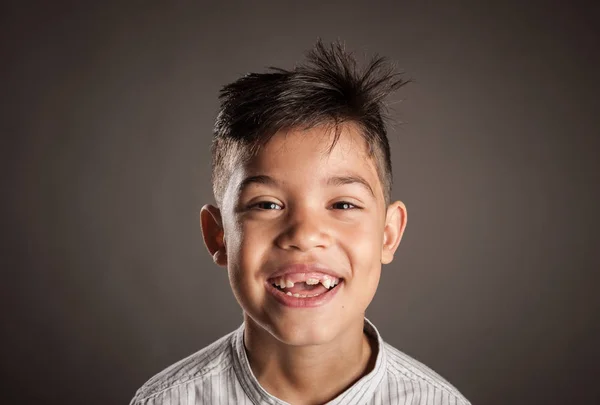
[{"xmin": 202, "ymin": 123, "xmax": 406, "ymax": 347}]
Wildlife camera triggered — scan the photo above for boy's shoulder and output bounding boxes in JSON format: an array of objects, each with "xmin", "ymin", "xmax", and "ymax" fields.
[
  {"xmin": 130, "ymin": 328, "xmax": 237, "ymax": 404},
  {"xmin": 382, "ymin": 340, "xmax": 471, "ymax": 405}
]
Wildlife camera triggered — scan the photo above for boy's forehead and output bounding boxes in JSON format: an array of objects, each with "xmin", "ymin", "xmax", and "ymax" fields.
[{"xmin": 247, "ymin": 124, "xmax": 373, "ymax": 169}]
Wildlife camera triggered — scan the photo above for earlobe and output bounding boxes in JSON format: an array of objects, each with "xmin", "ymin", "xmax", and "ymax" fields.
[
  {"xmin": 200, "ymin": 204, "xmax": 228, "ymax": 267},
  {"xmin": 381, "ymin": 201, "xmax": 407, "ymax": 264}
]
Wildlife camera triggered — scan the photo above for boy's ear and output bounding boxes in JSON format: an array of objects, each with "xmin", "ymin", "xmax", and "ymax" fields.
[
  {"xmin": 200, "ymin": 204, "xmax": 227, "ymax": 267},
  {"xmin": 381, "ymin": 201, "xmax": 407, "ymax": 264}
]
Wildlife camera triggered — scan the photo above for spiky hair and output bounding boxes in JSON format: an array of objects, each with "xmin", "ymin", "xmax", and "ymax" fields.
[{"xmin": 211, "ymin": 40, "xmax": 408, "ymax": 206}]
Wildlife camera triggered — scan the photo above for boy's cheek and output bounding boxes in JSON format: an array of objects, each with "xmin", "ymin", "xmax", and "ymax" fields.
[
  {"xmin": 338, "ymin": 220, "xmax": 384, "ymax": 247},
  {"xmin": 229, "ymin": 236, "xmax": 272, "ymax": 279}
]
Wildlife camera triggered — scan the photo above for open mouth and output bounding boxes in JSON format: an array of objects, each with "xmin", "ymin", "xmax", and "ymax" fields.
[
  {"xmin": 271, "ymin": 279, "xmax": 341, "ymax": 298},
  {"xmin": 268, "ymin": 273, "xmax": 342, "ymax": 299}
]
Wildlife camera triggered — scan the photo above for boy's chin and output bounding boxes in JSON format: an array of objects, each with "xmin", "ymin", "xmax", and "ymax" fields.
[{"xmin": 245, "ymin": 312, "xmax": 343, "ymax": 347}]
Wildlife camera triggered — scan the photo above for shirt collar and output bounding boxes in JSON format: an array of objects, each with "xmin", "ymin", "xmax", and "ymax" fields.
[{"xmin": 231, "ymin": 318, "xmax": 388, "ymax": 405}]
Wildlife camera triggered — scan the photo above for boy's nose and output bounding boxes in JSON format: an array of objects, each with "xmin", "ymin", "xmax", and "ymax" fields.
[{"xmin": 275, "ymin": 211, "xmax": 332, "ymax": 251}]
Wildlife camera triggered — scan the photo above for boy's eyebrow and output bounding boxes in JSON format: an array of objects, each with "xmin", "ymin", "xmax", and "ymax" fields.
[
  {"xmin": 326, "ymin": 175, "xmax": 375, "ymax": 197},
  {"xmin": 237, "ymin": 175, "xmax": 279, "ymax": 194},
  {"xmin": 237, "ymin": 174, "xmax": 375, "ymax": 197}
]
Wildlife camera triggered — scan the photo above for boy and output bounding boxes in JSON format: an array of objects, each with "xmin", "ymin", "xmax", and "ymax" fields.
[{"xmin": 130, "ymin": 41, "xmax": 471, "ymax": 405}]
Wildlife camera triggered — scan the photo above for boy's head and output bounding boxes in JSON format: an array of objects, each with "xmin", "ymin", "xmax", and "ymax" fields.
[{"xmin": 201, "ymin": 40, "xmax": 408, "ymax": 347}]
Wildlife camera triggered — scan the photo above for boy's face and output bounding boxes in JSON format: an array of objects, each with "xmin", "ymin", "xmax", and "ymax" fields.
[{"xmin": 202, "ymin": 124, "xmax": 406, "ymax": 346}]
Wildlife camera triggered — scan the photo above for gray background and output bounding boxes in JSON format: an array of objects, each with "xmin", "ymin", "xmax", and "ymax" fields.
[{"xmin": 2, "ymin": 1, "xmax": 599, "ymax": 404}]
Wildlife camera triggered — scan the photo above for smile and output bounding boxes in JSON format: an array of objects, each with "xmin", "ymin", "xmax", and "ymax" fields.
[{"xmin": 265, "ymin": 271, "xmax": 343, "ymax": 308}]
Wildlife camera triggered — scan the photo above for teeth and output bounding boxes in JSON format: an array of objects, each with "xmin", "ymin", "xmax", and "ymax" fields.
[
  {"xmin": 274, "ymin": 275, "xmax": 340, "ymax": 291},
  {"xmin": 286, "ymin": 292, "xmax": 292, "ymax": 296},
  {"xmin": 293, "ymin": 293, "xmax": 300, "ymax": 297}
]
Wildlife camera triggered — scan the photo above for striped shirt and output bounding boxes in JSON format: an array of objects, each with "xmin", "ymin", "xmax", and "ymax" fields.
[{"xmin": 130, "ymin": 319, "xmax": 471, "ymax": 404}]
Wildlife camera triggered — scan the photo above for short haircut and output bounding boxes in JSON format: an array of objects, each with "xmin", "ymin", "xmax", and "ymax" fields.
[{"xmin": 211, "ymin": 40, "xmax": 408, "ymax": 206}]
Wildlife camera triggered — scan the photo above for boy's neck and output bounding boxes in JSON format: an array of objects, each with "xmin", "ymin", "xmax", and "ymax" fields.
[{"xmin": 243, "ymin": 316, "xmax": 377, "ymax": 405}]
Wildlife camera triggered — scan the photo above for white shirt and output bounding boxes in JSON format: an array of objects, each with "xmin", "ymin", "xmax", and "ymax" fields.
[{"xmin": 130, "ymin": 319, "xmax": 471, "ymax": 404}]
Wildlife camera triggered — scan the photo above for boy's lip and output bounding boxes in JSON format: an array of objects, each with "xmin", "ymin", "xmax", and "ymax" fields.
[{"xmin": 267, "ymin": 263, "xmax": 344, "ymax": 280}]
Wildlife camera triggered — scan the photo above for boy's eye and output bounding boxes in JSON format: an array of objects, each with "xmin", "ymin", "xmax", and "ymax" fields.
[
  {"xmin": 253, "ymin": 201, "xmax": 283, "ymax": 210},
  {"xmin": 331, "ymin": 201, "xmax": 358, "ymax": 210}
]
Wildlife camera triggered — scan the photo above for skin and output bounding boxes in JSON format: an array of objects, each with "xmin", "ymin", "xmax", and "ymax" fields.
[{"xmin": 201, "ymin": 123, "xmax": 407, "ymax": 405}]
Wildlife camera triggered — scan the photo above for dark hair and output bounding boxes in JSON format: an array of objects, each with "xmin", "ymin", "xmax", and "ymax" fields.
[{"xmin": 211, "ymin": 40, "xmax": 408, "ymax": 206}]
